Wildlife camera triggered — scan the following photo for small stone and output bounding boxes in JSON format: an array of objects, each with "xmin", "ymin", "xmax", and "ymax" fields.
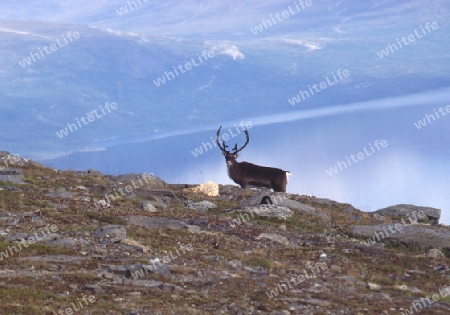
[
  {"xmin": 425, "ymin": 249, "xmax": 446, "ymax": 259},
  {"xmin": 256, "ymin": 233, "xmax": 289, "ymax": 245},
  {"xmin": 343, "ymin": 205, "xmax": 356, "ymax": 214},
  {"xmin": 395, "ymin": 285, "xmax": 421, "ymax": 293},
  {"xmin": 93, "ymin": 225, "xmax": 127, "ymax": 244},
  {"xmin": 186, "ymin": 225, "xmax": 201, "ymax": 232},
  {"xmin": 186, "ymin": 200, "xmax": 217, "ymax": 212},
  {"xmin": 103, "ymin": 272, "xmax": 115, "ymax": 279},
  {"xmin": 83, "ymin": 284, "xmax": 105, "ymax": 294},
  {"xmin": 373, "ymin": 213, "xmax": 385, "ymax": 222},
  {"xmin": 31, "ymin": 215, "xmax": 46, "ymax": 226},
  {"xmin": 227, "ymin": 260, "xmax": 242, "ymax": 268},
  {"xmin": 302, "ymin": 298, "xmax": 331, "ymax": 307},
  {"xmin": 153, "ymin": 265, "xmax": 171, "ymax": 278},
  {"xmin": 367, "ymin": 282, "xmax": 382, "ymax": 290},
  {"xmin": 142, "ymin": 201, "xmax": 158, "ymax": 212},
  {"xmin": 336, "ymin": 275, "xmax": 355, "ymax": 284},
  {"xmin": 190, "ymin": 181, "xmax": 219, "ymax": 196},
  {"xmin": 68, "ymin": 284, "xmax": 78, "ymax": 290}
]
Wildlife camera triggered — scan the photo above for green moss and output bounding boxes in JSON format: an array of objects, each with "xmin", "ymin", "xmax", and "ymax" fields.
[
  {"xmin": 441, "ymin": 295, "xmax": 450, "ymax": 303},
  {"xmin": 0, "ymin": 190, "xmax": 22, "ymax": 210},
  {"xmin": 0, "ymin": 287, "xmax": 49, "ymax": 314},
  {"xmin": 246, "ymin": 256, "xmax": 272, "ymax": 269},
  {"xmin": 441, "ymin": 247, "xmax": 450, "ymax": 258},
  {"xmin": 22, "ymin": 173, "xmax": 47, "ymax": 187},
  {"xmin": 0, "ymin": 239, "xmax": 77, "ymax": 258}
]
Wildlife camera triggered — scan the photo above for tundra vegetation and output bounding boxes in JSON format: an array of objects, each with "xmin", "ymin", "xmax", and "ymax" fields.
[{"xmin": 0, "ymin": 153, "xmax": 448, "ymax": 314}]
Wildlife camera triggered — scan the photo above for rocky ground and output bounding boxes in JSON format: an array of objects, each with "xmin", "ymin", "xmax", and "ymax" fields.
[{"xmin": 0, "ymin": 151, "xmax": 449, "ymax": 315}]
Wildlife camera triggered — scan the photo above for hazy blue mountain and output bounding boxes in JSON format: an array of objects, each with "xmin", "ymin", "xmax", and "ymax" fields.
[{"xmin": 1, "ymin": 0, "xmax": 449, "ymax": 223}]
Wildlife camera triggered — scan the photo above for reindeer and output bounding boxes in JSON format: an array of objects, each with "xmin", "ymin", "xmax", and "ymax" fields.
[{"xmin": 216, "ymin": 126, "xmax": 291, "ymax": 192}]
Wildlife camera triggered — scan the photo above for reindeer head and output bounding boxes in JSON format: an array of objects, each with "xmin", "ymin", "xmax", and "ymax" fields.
[{"xmin": 216, "ymin": 126, "xmax": 249, "ymax": 166}]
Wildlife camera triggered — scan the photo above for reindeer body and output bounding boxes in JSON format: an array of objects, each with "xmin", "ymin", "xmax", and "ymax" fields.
[
  {"xmin": 216, "ymin": 126, "xmax": 291, "ymax": 192},
  {"xmin": 227, "ymin": 160, "xmax": 290, "ymax": 192}
]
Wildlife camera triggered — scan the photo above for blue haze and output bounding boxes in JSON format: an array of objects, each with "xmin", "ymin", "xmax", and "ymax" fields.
[{"xmin": 0, "ymin": 0, "xmax": 449, "ymax": 223}]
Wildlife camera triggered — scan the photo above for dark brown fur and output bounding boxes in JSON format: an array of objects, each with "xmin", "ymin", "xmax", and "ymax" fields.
[{"xmin": 216, "ymin": 126, "xmax": 290, "ymax": 192}]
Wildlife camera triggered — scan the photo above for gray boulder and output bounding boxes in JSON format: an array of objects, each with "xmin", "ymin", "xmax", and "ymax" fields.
[
  {"xmin": 108, "ymin": 264, "xmax": 145, "ymax": 277},
  {"xmin": 373, "ymin": 204, "xmax": 440, "ymax": 224},
  {"xmin": 116, "ymin": 173, "xmax": 167, "ymax": 190},
  {"xmin": 256, "ymin": 233, "xmax": 289, "ymax": 245},
  {"xmin": 278, "ymin": 199, "xmax": 330, "ymax": 221},
  {"xmin": 309, "ymin": 197, "xmax": 334, "ymax": 206},
  {"xmin": 6, "ymin": 232, "xmax": 78, "ymax": 248},
  {"xmin": 236, "ymin": 205, "xmax": 293, "ymax": 220},
  {"xmin": 93, "ymin": 225, "xmax": 127, "ymax": 244},
  {"xmin": 45, "ymin": 191, "xmax": 73, "ymax": 198},
  {"xmin": 0, "ymin": 168, "xmax": 24, "ymax": 184},
  {"xmin": 240, "ymin": 194, "xmax": 330, "ymax": 221},
  {"xmin": 39, "ymin": 234, "xmax": 78, "ymax": 247},
  {"xmin": 126, "ymin": 216, "xmax": 187, "ymax": 230},
  {"xmin": 353, "ymin": 224, "xmax": 450, "ymax": 250},
  {"xmin": 186, "ymin": 200, "xmax": 217, "ymax": 212},
  {"xmin": 240, "ymin": 194, "xmax": 267, "ymax": 206},
  {"xmin": 424, "ymin": 249, "xmax": 446, "ymax": 259}
]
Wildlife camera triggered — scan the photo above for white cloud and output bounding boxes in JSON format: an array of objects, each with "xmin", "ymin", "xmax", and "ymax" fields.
[
  {"xmin": 211, "ymin": 43, "xmax": 244, "ymax": 60},
  {"xmin": 197, "ymin": 76, "xmax": 215, "ymax": 90},
  {"xmin": 0, "ymin": 27, "xmax": 52, "ymax": 39},
  {"xmin": 88, "ymin": 25, "xmax": 141, "ymax": 38},
  {"xmin": 284, "ymin": 39, "xmax": 322, "ymax": 51}
]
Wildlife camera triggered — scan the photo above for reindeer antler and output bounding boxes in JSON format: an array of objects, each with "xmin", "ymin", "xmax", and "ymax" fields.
[
  {"xmin": 233, "ymin": 130, "xmax": 249, "ymax": 154},
  {"xmin": 216, "ymin": 126, "xmax": 250, "ymax": 154},
  {"xmin": 216, "ymin": 126, "xmax": 228, "ymax": 153}
]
